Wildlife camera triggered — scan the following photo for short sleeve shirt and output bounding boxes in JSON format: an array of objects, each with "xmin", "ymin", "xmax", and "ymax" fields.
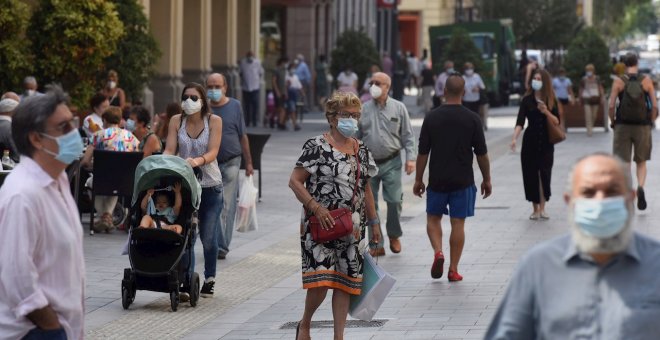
[
  {"xmin": 552, "ymin": 77, "xmax": 572, "ymax": 99},
  {"xmin": 418, "ymin": 104, "xmax": 487, "ymax": 192},
  {"xmin": 210, "ymin": 98, "xmax": 246, "ymax": 163},
  {"xmin": 337, "ymin": 72, "xmax": 358, "ymax": 87},
  {"xmin": 91, "ymin": 127, "xmax": 139, "ymax": 152}
]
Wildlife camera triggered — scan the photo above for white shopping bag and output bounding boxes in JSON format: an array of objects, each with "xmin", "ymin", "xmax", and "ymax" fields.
[
  {"xmin": 235, "ymin": 175, "xmax": 258, "ymax": 232},
  {"xmin": 349, "ymin": 251, "xmax": 396, "ymax": 321}
]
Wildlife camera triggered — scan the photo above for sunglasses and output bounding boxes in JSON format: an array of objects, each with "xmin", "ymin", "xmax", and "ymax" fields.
[
  {"xmin": 181, "ymin": 94, "xmax": 200, "ymax": 102},
  {"xmin": 369, "ymin": 81, "xmax": 383, "ymax": 87}
]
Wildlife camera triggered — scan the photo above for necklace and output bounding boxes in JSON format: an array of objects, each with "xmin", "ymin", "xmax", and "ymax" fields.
[{"xmin": 326, "ymin": 132, "xmax": 353, "ymax": 152}]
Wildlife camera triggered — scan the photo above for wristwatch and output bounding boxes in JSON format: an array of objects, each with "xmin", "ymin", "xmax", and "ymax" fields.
[{"xmin": 367, "ymin": 218, "xmax": 380, "ymax": 226}]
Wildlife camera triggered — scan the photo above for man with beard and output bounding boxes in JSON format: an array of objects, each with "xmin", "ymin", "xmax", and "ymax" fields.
[{"xmin": 486, "ymin": 153, "xmax": 660, "ymax": 339}]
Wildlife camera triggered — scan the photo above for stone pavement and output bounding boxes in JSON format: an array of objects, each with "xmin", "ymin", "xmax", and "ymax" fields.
[{"xmin": 82, "ymin": 99, "xmax": 660, "ymax": 339}]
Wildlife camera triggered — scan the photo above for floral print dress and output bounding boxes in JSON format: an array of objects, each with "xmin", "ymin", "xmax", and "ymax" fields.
[{"xmin": 296, "ymin": 135, "xmax": 378, "ymax": 295}]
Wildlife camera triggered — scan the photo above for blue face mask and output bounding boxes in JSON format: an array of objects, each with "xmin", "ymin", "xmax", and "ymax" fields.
[
  {"xmin": 41, "ymin": 128, "xmax": 84, "ymax": 165},
  {"xmin": 125, "ymin": 119, "xmax": 136, "ymax": 132},
  {"xmin": 531, "ymin": 79, "xmax": 543, "ymax": 91},
  {"xmin": 207, "ymin": 89, "xmax": 223, "ymax": 102},
  {"xmin": 336, "ymin": 118, "xmax": 358, "ymax": 138},
  {"xmin": 574, "ymin": 197, "xmax": 629, "ymax": 238}
]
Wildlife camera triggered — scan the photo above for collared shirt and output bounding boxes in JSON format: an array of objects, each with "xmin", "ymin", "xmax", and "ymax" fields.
[
  {"xmin": 462, "ymin": 73, "xmax": 485, "ymax": 103},
  {"xmin": 435, "ymin": 72, "xmax": 450, "ymax": 97},
  {"xmin": 486, "ymin": 232, "xmax": 660, "ymax": 340},
  {"xmin": 239, "ymin": 57, "xmax": 263, "ymax": 92},
  {"xmin": 295, "ymin": 61, "xmax": 311, "ymax": 84},
  {"xmin": 210, "ymin": 98, "xmax": 246, "ymax": 163},
  {"xmin": 0, "ymin": 156, "xmax": 85, "ymax": 340},
  {"xmin": 358, "ymin": 97, "xmax": 416, "ymax": 161}
]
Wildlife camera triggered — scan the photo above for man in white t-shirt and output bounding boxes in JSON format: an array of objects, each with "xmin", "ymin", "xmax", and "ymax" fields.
[
  {"xmin": 285, "ymin": 65, "xmax": 303, "ymax": 130},
  {"xmin": 462, "ymin": 62, "xmax": 485, "ymax": 115}
]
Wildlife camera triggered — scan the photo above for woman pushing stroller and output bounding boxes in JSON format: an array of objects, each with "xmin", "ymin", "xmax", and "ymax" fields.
[{"xmin": 139, "ymin": 182, "xmax": 183, "ymax": 234}]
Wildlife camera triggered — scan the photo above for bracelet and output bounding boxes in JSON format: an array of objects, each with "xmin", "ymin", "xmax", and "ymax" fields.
[
  {"xmin": 312, "ymin": 203, "xmax": 321, "ymax": 215},
  {"xmin": 198, "ymin": 156, "xmax": 206, "ymax": 166},
  {"xmin": 367, "ymin": 218, "xmax": 380, "ymax": 226},
  {"xmin": 304, "ymin": 197, "xmax": 314, "ymax": 209}
]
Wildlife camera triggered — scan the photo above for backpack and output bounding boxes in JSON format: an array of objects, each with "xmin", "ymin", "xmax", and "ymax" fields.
[{"xmin": 617, "ymin": 74, "xmax": 649, "ymax": 124}]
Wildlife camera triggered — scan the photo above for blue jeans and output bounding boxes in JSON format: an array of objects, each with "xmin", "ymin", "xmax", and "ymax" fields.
[
  {"xmin": 188, "ymin": 184, "xmax": 223, "ymax": 279},
  {"xmin": 242, "ymin": 90, "xmax": 259, "ymax": 127},
  {"xmin": 22, "ymin": 327, "xmax": 67, "ymax": 340},
  {"xmin": 217, "ymin": 156, "xmax": 241, "ymax": 255}
]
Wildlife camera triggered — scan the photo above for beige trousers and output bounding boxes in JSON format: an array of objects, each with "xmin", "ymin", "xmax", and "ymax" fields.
[{"xmin": 583, "ymin": 104, "xmax": 599, "ymax": 135}]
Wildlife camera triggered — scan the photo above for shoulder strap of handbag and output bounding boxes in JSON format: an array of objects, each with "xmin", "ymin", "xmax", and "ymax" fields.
[{"xmin": 349, "ymin": 138, "xmax": 361, "ymax": 204}]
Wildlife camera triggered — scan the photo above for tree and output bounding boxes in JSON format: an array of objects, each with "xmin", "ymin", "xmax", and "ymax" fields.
[
  {"xmin": 29, "ymin": 0, "xmax": 124, "ymax": 109},
  {"xmin": 440, "ymin": 27, "xmax": 484, "ymax": 73},
  {"xmin": 563, "ymin": 28, "xmax": 611, "ymax": 91},
  {"xmin": 101, "ymin": 0, "xmax": 160, "ymax": 103},
  {"xmin": 593, "ymin": 0, "xmax": 651, "ymax": 42},
  {"xmin": 0, "ymin": 0, "xmax": 32, "ymax": 93},
  {"xmin": 330, "ymin": 30, "xmax": 380, "ymax": 89},
  {"xmin": 477, "ymin": 0, "xmax": 581, "ymax": 49}
]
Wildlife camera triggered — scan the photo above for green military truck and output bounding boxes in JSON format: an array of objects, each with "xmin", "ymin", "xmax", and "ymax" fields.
[{"xmin": 429, "ymin": 19, "xmax": 516, "ymax": 106}]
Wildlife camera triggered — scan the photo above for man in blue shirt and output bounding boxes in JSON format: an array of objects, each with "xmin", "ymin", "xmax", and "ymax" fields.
[
  {"xmin": 486, "ymin": 153, "xmax": 660, "ymax": 339},
  {"xmin": 295, "ymin": 54, "xmax": 312, "ymax": 112},
  {"xmin": 206, "ymin": 73, "xmax": 254, "ymax": 259}
]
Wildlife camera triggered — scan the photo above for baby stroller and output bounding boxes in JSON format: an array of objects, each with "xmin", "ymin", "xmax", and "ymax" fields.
[{"xmin": 121, "ymin": 155, "xmax": 202, "ymax": 311}]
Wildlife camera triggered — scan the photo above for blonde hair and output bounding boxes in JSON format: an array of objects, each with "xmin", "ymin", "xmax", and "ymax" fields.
[
  {"xmin": 585, "ymin": 64, "xmax": 595, "ymax": 72},
  {"xmin": 324, "ymin": 91, "xmax": 362, "ymax": 122}
]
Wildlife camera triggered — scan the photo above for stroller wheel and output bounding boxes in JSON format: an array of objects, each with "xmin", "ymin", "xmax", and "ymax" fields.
[
  {"xmin": 190, "ymin": 272, "xmax": 200, "ymax": 307},
  {"xmin": 112, "ymin": 202, "xmax": 128, "ymax": 228},
  {"xmin": 121, "ymin": 283, "xmax": 132, "ymax": 310},
  {"xmin": 170, "ymin": 290, "xmax": 179, "ymax": 312}
]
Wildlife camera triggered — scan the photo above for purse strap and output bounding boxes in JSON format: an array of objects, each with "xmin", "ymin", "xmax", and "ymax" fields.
[{"xmin": 349, "ymin": 138, "xmax": 360, "ymax": 205}]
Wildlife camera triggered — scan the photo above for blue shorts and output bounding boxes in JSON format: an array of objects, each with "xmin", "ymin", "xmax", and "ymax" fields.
[{"xmin": 426, "ymin": 185, "xmax": 477, "ymax": 218}]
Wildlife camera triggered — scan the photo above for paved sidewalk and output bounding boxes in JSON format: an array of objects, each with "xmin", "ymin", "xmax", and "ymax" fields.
[{"xmin": 83, "ymin": 99, "xmax": 660, "ymax": 339}]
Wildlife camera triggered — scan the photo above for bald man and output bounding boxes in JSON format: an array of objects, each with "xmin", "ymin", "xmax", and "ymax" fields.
[
  {"xmin": 206, "ymin": 73, "xmax": 254, "ymax": 259},
  {"xmin": 0, "ymin": 92, "xmax": 21, "ymax": 162},
  {"xmin": 487, "ymin": 154, "xmax": 660, "ymax": 339},
  {"xmin": 358, "ymin": 72, "xmax": 416, "ymax": 256},
  {"xmin": 414, "ymin": 74, "xmax": 491, "ymax": 281}
]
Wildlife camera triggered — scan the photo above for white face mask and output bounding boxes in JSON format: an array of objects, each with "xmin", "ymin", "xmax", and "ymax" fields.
[
  {"xmin": 464, "ymin": 69, "xmax": 474, "ymax": 76},
  {"xmin": 181, "ymin": 98, "xmax": 202, "ymax": 115},
  {"xmin": 108, "ymin": 81, "xmax": 117, "ymax": 89},
  {"xmin": 369, "ymin": 85, "xmax": 383, "ymax": 99}
]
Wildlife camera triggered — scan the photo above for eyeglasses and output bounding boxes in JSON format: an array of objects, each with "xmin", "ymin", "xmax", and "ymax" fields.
[
  {"xmin": 336, "ymin": 111, "xmax": 360, "ymax": 119},
  {"xmin": 45, "ymin": 119, "xmax": 76, "ymax": 135},
  {"xmin": 181, "ymin": 95, "xmax": 200, "ymax": 102},
  {"xmin": 369, "ymin": 81, "xmax": 384, "ymax": 87}
]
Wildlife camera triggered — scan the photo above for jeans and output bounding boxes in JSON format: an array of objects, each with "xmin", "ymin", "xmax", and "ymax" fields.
[
  {"xmin": 367, "ymin": 156, "xmax": 403, "ymax": 249},
  {"xmin": 22, "ymin": 327, "xmax": 67, "ymax": 340},
  {"xmin": 188, "ymin": 184, "xmax": 223, "ymax": 279},
  {"xmin": 242, "ymin": 90, "xmax": 260, "ymax": 127},
  {"xmin": 217, "ymin": 156, "xmax": 241, "ymax": 255}
]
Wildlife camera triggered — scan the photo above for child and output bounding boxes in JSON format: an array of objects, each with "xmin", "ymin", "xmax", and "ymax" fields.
[{"xmin": 139, "ymin": 182, "xmax": 183, "ymax": 234}]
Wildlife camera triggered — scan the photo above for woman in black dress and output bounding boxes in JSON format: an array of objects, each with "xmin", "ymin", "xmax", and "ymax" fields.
[{"xmin": 510, "ymin": 69, "xmax": 560, "ymax": 220}]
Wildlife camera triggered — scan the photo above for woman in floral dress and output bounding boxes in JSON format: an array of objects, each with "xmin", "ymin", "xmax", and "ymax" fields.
[{"xmin": 289, "ymin": 91, "xmax": 381, "ymax": 340}]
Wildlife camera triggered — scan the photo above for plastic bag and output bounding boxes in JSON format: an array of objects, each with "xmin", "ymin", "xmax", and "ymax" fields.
[
  {"xmin": 235, "ymin": 175, "xmax": 258, "ymax": 232},
  {"xmin": 349, "ymin": 251, "xmax": 396, "ymax": 321}
]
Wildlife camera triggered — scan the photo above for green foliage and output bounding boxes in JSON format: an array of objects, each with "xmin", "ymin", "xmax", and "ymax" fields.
[
  {"xmin": 564, "ymin": 28, "xmax": 611, "ymax": 91},
  {"xmin": 330, "ymin": 30, "xmax": 380, "ymax": 88},
  {"xmin": 101, "ymin": 0, "xmax": 160, "ymax": 103},
  {"xmin": 29, "ymin": 0, "xmax": 124, "ymax": 109},
  {"xmin": 0, "ymin": 0, "xmax": 33, "ymax": 92},
  {"xmin": 478, "ymin": 0, "xmax": 581, "ymax": 49},
  {"xmin": 593, "ymin": 0, "xmax": 651, "ymax": 41},
  {"xmin": 440, "ymin": 27, "xmax": 484, "ymax": 73}
]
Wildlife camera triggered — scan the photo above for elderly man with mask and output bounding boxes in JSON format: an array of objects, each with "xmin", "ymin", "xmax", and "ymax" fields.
[
  {"xmin": 358, "ymin": 72, "xmax": 416, "ymax": 256},
  {"xmin": 486, "ymin": 153, "xmax": 660, "ymax": 339},
  {"xmin": 0, "ymin": 92, "xmax": 20, "ymax": 163},
  {"xmin": 0, "ymin": 86, "xmax": 85, "ymax": 340},
  {"xmin": 19, "ymin": 76, "xmax": 43, "ymax": 101}
]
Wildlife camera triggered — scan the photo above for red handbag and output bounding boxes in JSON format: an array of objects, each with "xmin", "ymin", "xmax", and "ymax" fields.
[{"xmin": 308, "ymin": 142, "xmax": 360, "ymax": 243}]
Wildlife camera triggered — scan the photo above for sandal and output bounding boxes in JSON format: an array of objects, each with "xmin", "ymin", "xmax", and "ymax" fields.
[
  {"xmin": 529, "ymin": 212, "xmax": 540, "ymax": 220},
  {"xmin": 102, "ymin": 214, "xmax": 115, "ymax": 233}
]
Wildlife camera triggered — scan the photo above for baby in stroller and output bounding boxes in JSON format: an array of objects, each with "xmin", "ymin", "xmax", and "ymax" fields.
[{"xmin": 138, "ymin": 182, "xmax": 183, "ymax": 234}]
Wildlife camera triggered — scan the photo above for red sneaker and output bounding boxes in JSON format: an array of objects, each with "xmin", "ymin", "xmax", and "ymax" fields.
[
  {"xmin": 448, "ymin": 270, "xmax": 463, "ymax": 282},
  {"xmin": 431, "ymin": 252, "xmax": 444, "ymax": 279}
]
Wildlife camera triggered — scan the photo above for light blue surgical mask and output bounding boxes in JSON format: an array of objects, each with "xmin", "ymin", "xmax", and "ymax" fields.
[
  {"xmin": 447, "ymin": 68, "xmax": 455, "ymax": 73},
  {"xmin": 207, "ymin": 89, "xmax": 223, "ymax": 102},
  {"xmin": 336, "ymin": 118, "xmax": 358, "ymax": 138},
  {"xmin": 531, "ymin": 79, "xmax": 543, "ymax": 91},
  {"xmin": 125, "ymin": 119, "xmax": 136, "ymax": 132},
  {"xmin": 574, "ymin": 197, "xmax": 628, "ymax": 238},
  {"xmin": 40, "ymin": 128, "xmax": 84, "ymax": 165}
]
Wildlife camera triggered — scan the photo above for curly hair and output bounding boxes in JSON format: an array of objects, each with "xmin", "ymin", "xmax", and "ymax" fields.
[{"xmin": 324, "ymin": 91, "xmax": 362, "ymax": 123}]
